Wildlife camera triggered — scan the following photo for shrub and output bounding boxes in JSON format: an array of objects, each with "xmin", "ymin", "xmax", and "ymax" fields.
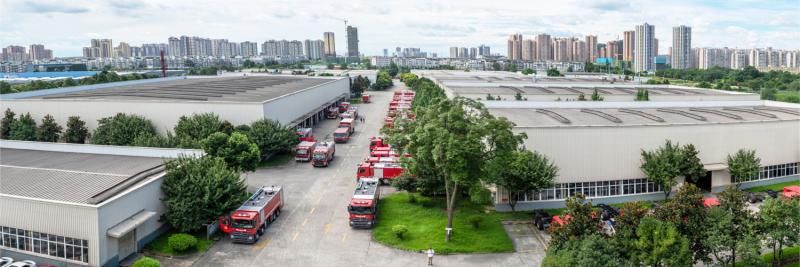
[
  {"xmin": 392, "ymin": 224, "xmax": 409, "ymax": 239},
  {"xmin": 408, "ymin": 194, "xmax": 417, "ymax": 204},
  {"xmin": 131, "ymin": 256, "xmax": 161, "ymax": 267},
  {"xmin": 468, "ymin": 215, "xmax": 484, "ymax": 229},
  {"xmin": 167, "ymin": 233, "xmax": 198, "ymax": 252}
]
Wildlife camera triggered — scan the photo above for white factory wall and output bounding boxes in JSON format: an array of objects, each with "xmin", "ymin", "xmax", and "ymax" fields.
[
  {"xmin": 262, "ymin": 77, "xmax": 349, "ymax": 125},
  {"xmin": 0, "ymin": 196, "xmax": 100, "ymax": 266},
  {"xmin": 96, "ymin": 174, "xmax": 166, "ymax": 266},
  {"xmin": 520, "ymin": 120, "xmax": 800, "ymax": 183},
  {"xmin": 0, "ymin": 100, "xmax": 264, "ymax": 134}
]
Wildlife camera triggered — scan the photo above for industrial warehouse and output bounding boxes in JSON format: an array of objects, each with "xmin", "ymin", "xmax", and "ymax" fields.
[
  {"xmin": 0, "ymin": 141, "xmax": 202, "ymax": 267},
  {"xmin": 0, "ymin": 75, "xmax": 350, "ymax": 132}
]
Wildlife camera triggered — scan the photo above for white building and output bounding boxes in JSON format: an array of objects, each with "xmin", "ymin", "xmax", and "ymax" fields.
[
  {"xmin": 671, "ymin": 25, "xmax": 692, "ymax": 69},
  {"xmin": 635, "ymin": 23, "xmax": 656, "ymax": 72},
  {"xmin": 303, "ymin": 40, "xmax": 325, "ymax": 60}
]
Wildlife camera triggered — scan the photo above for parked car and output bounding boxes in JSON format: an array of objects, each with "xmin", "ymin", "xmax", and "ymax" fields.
[
  {"xmin": 747, "ymin": 192, "xmax": 765, "ymax": 203},
  {"xmin": 0, "ymin": 257, "xmax": 14, "ymax": 267},
  {"xmin": 597, "ymin": 204, "xmax": 620, "ymax": 220},
  {"xmin": 532, "ymin": 210, "xmax": 552, "ymax": 230},
  {"xmin": 9, "ymin": 261, "xmax": 36, "ymax": 267},
  {"xmin": 764, "ymin": 190, "xmax": 780, "ymax": 199}
]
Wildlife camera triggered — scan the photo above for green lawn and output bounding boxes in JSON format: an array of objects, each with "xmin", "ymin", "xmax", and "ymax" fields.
[
  {"xmin": 258, "ymin": 153, "xmax": 293, "ymax": 168},
  {"xmin": 763, "ymin": 246, "xmax": 800, "ymax": 267},
  {"xmin": 372, "ymin": 193, "xmax": 521, "ymax": 254},
  {"xmin": 745, "ymin": 180, "xmax": 800, "ymax": 193},
  {"xmin": 143, "ymin": 230, "xmax": 215, "ymax": 256},
  {"xmin": 348, "ymin": 98, "xmax": 363, "ymax": 104}
]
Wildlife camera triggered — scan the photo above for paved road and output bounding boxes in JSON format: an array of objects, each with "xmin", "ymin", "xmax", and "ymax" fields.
[{"xmin": 192, "ymin": 81, "xmax": 543, "ymax": 267}]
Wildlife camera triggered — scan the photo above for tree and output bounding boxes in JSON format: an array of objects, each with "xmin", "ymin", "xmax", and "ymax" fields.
[
  {"xmin": 705, "ymin": 186, "xmax": 761, "ymax": 266},
  {"xmin": 91, "ymin": 113, "xmax": 158, "ymax": 146},
  {"xmin": 727, "ymin": 149, "xmax": 761, "ymax": 186},
  {"xmin": 655, "ymin": 183, "xmax": 711, "ymax": 263},
  {"xmin": 577, "ymin": 93, "xmax": 587, "ymax": 101},
  {"xmin": 36, "ymin": 114, "xmax": 62, "ymax": 142},
  {"xmin": 161, "ymin": 156, "xmax": 247, "ymax": 232},
  {"xmin": 132, "ymin": 132, "xmax": 173, "ymax": 148},
  {"xmin": 506, "ymin": 63, "xmax": 518, "ymax": 73},
  {"xmin": 350, "ymin": 75, "xmax": 370, "ymax": 97},
  {"xmin": 485, "ymin": 93, "xmax": 495, "ymax": 100},
  {"xmin": 680, "ymin": 144, "xmax": 706, "ymax": 183},
  {"xmin": 0, "ymin": 81, "xmax": 13, "ymax": 94},
  {"xmin": 247, "ymin": 118, "xmax": 299, "ymax": 161},
  {"xmin": 492, "ymin": 62, "xmax": 501, "ymax": 71},
  {"xmin": 492, "ymin": 150, "xmax": 557, "ymax": 212},
  {"xmin": 372, "ymin": 70, "xmax": 393, "ymax": 90},
  {"xmin": 173, "ymin": 113, "xmax": 231, "ymax": 148},
  {"xmin": 9, "ymin": 113, "xmax": 37, "ymax": 141},
  {"xmin": 543, "ymin": 234, "xmax": 629, "ymax": 267},
  {"xmin": 514, "ymin": 92, "xmax": 523, "ymax": 101},
  {"xmin": 201, "ymin": 132, "xmax": 261, "ymax": 172},
  {"xmin": 635, "ymin": 217, "xmax": 693, "ymax": 266},
  {"xmin": 521, "ymin": 68, "xmax": 535, "ymax": 75},
  {"xmin": 761, "ymin": 87, "xmax": 777, "ymax": 100},
  {"xmin": 640, "ymin": 140, "xmax": 684, "ymax": 199},
  {"xmin": 1, "ymin": 108, "xmax": 15, "ymax": 139},
  {"xmin": 759, "ymin": 197, "xmax": 800, "ymax": 266},
  {"xmin": 388, "ymin": 62, "xmax": 399, "ymax": 77},
  {"xmin": 326, "ymin": 63, "xmax": 334, "ymax": 70},
  {"xmin": 64, "ymin": 116, "xmax": 89, "ymax": 144},
  {"xmin": 549, "ymin": 194, "xmax": 599, "ymax": 249},
  {"xmin": 591, "ymin": 88, "xmax": 604, "ymax": 101},
  {"xmin": 547, "ymin": 68, "xmax": 562, "ymax": 77}
]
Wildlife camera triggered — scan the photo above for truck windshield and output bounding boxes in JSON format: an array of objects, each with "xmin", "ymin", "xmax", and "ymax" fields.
[
  {"xmin": 232, "ymin": 219, "xmax": 255, "ymax": 229},
  {"xmin": 313, "ymin": 153, "xmax": 325, "ymax": 160},
  {"xmin": 334, "ymin": 132, "xmax": 347, "ymax": 138},
  {"xmin": 348, "ymin": 206, "xmax": 374, "ymax": 214},
  {"xmin": 296, "ymin": 149, "xmax": 308, "ymax": 154}
]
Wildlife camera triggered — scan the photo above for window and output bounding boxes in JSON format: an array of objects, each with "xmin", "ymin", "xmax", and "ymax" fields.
[
  {"xmin": 736, "ymin": 162, "xmax": 799, "ymax": 183},
  {"xmin": 0, "ymin": 226, "xmax": 88, "ymax": 263}
]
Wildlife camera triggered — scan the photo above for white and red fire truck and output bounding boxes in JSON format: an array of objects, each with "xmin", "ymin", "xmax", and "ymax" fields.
[
  {"xmin": 220, "ymin": 185, "xmax": 284, "ymax": 243},
  {"xmin": 348, "ymin": 177, "xmax": 381, "ymax": 228}
]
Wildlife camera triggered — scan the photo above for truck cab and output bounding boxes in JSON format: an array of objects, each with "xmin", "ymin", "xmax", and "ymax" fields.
[
  {"xmin": 326, "ymin": 106, "xmax": 340, "ymax": 119},
  {"xmin": 295, "ymin": 141, "xmax": 317, "ymax": 161},
  {"xmin": 295, "ymin": 128, "xmax": 314, "ymax": 142},
  {"xmin": 338, "ymin": 102, "xmax": 351, "ymax": 113},
  {"xmin": 369, "ymin": 137, "xmax": 389, "ymax": 151},
  {"xmin": 220, "ymin": 186, "xmax": 284, "ymax": 244},
  {"xmin": 333, "ymin": 127, "xmax": 351, "ymax": 143},
  {"xmin": 339, "ymin": 118, "xmax": 355, "ymax": 134},
  {"xmin": 348, "ymin": 178, "xmax": 381, "ymax": 228},
  {"xmin": 312, "ymin": 142, "xmax": 335, "ymax": 167},
  {"xmin": 362, "ymin": 94, "xmax": 370, "ymax": 103}
]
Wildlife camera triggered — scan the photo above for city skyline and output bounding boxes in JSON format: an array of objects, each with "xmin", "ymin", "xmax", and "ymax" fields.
[{"xmin": 1, "ymin": 0, "xmax": 798, "ymax": 57}]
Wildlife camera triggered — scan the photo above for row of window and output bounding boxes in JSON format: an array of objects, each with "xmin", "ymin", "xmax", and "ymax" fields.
[
  {"xmin": 517, "ymin": 178, "xmax": 663, "ymax": 201},
  {"xmin": 0, "ymin": 226, "xmax": 89, "ymax": 263},
  {"xmin": 738, "ymin": 162, "xmax": 799, "ymax": 183}
]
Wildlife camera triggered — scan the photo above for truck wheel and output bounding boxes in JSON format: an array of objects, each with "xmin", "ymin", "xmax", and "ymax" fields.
[{"xmin": 276, "ymin": 208, "xmax": 281, "ymax": 217}]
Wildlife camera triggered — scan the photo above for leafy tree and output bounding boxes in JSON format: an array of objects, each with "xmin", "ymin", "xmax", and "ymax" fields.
[
  {"xmin": 549, "ymin": 194, "xmax": 599, "ymax": 249},
  {"xmin": 64, "ymin": 116, "xmax": 89, "ymax": 143},
  {"xmin": 350, "ymin": 75, "xmax": 370, "ymax": 97},
  {"xmin": 640, "ymin": 140, "xmax": 684, "ymax": 199},
  {"xmin": 173, "ymin": 113, "xmax": 230, "ymax": 148},
  {"xmin": 613, "ymin": 201, "xmax": 650, "ymax": 259},
  {"xmin": 727, "ymin": 149, "xmax": 761, "ymax": 186},
  {"xmin": 387, "ymin": 62, "xmax": 399, "ymax": 77},
  {"xmin": 761, "ymin": 87, "xmax": 777, "ymax": 100},
  {"xmin": 543, "ymin": 234, "xmax": 629, "ymax": 267},
  {"xmin": 0, "ymin": 108, "xmax": 15, "ymax": 139},
  {"xmin": 132, "ymin": 132, "xmax": 173, "ymax": 148},
  {"xmin": 697, "ymin": 81, "xmax": 712, "ymax": 88},
  {"xmin": 577, "ymin": 93, "xmax": 587, "ymax": 101},
  {"xmin": 91, "ymin": 113, "xmax": 157, "ymax": 146},
  {"xmin": 591, "ymin": 89, "xmax": 604, "ymax": 101},
  {"xmin": 9, "ymin": 113, "xmax": 37, "ymax": 141},
  {"xmin": 201, "ymin": 132, "xmax": 261, "ymax": 172},
  {"xmin": 679, "ymin": 144, "xmax": 706, "ymax": 183},
  {"xmin": 635, "ymin": 217, "xmax": 693, "ymax": 266},
  {"xmin": 521, "ymin": 68, "xmax": 535, "ymax": 75},
  {"xmin": 36, "ymin": 114, "xmax": 62, "ymax": 142},
  {"xmin": 485, "ymin": 93, "xmax": 495, "ymax": 100},
  {"xmin": 514, "ymin": 92, "xmax": 523, "ymax": 100},
  {"xmin": 371, "ymin": 70, "xmax": 393, "ymax": 90},
  {"xmin": 243, "ymin": 60, "xmax": 256, "ymax": 68},
  {"xmin": 636, "ymin": 89, "xmax": 651, "ymax": 101},
  {"xmin": 492, "ymin": 62, "xmax": 501, "ymax": 71},
  {"xmin": 759, "ymin": 197, "xmax": 800, "ymax": 265},
  {"xmin": 506, "ymin": 63, "xmax": 518, "ymax": 73},
  {"xmin": 0, "ymin": 81, "xmax": 13, "ymax": 94},
  {"xmin": 326, "ymin": 63, "xmax": 334, "ymax": 70},
  {"xmin": 705, "ymin": 186, "xmax": 761, "ymax": 266},
  {"xmin": 655, "ymin": 183, "xmax": 711, "ymax": 263},
  {"xmin": 492, "ymin": 150, "xmax": 557, "ymax": 212},
  {"xmin": 161, "ymin": 156, "xmax": 247, "ymax": 232},
  {"xmin": 247, "ymin": 118, "xmax": 299, "ymax": 161},
  {"xmin": 547, "ymin": 68, "xmax": 562, "ymax": 77}
]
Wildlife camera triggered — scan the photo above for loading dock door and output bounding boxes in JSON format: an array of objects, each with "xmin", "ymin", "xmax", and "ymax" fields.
[{"xmin": 118, "ymin": 230, "xmax": 136, "ymax": 261}]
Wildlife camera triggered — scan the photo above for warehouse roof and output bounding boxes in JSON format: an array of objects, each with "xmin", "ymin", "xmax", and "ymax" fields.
[
  {"xmin": 22, "ymin": 76, "xmax": 338, "ymax": 103},
  {"xmin": 488, "ymin": 105, "xmax": 800, "ymax": 127},
  {"xmin": 447, "ymin": 85, "xmax": 733, "ymax": 96},
  {"xmin": 0, "ymin": 147, "xmax": 165, "ymax": 205}
]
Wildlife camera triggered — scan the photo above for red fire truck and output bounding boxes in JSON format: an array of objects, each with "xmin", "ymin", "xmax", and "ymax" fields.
[
  {"xmin": 348, "ymin": 177, "xmax": 381, "ymax": 228},
  {"xmin": 296, "ymin": 128, "xmax": 314, "ymax": 142},
  {"xmin": 333, "ymin": 127, "xmax": 351, "ymax": 143},
  {"xmin": 295, "ymin": 141, "xmax": 317, "ymax": 161},
  {"xmin": 312, "ymin": 142, "xmax": 336, "ymax": 167},
  {"xmin": 356, "ymin": 162, "xmax": 404, "ymax": 183},
  {"xmin": 369, "ymin": 137, "xmax": 389, "ymax": 151},
  {"xmin": 326, "ymin": 106, "xmax": 340, "ymax": 119},
  {"xmin": 339, "ymin": 118, "xmax": 355, "ymax": 134},
  {"xmin": 338, "ymin": 102, "xmax": 351, "ymax": 113},
  {"xmin": 362, "ymin": 94, "xmax": 371, "ymax": 103},
  {"xmin": 219, "ymin": 185, "xmax": 284, "ymax": 243},
  {"xmin": 369, "ymin": 149, "xmax": 410, "ymax": 158},
  {"xmin": 364, "ymin": 156, "xmax": 398, "ymax": 164}
]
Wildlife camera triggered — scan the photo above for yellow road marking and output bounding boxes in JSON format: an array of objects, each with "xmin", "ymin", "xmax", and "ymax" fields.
[
  {"xmin": 292, "ymin": 231, "xmax": 299, "ymax": 241},
  {"xmin": 309, "ymin": 207, "xmax": 316, "ymax": 214},
  {"xmin": 341, "ymin": 233, "xmax": 347, "ymax": 242},
  {"xmin": 253, "ymin": 236, "xmax": 271, "ymax": 250},
  {"xmin": 302, "ymin": 218, "xmax": 308, "ymax": 226},
  {"xmin": 324, "ymin": 223, "xmax": 332, "ymax": 234}
]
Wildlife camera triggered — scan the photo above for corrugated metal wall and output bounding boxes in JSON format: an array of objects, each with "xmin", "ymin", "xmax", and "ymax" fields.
[{"xmin": 262, "ymin": 78, "xmax": 349, "ymax": 125}]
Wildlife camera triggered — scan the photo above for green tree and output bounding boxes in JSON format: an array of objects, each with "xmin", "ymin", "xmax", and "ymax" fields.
[
  {"xmin": 705, "ymin": 186, "xmax": 762, "ymax": 266},
  {"xmin": 507, "ymin": 63, "xmax": 518, "ymax": 72},
  {"xmin": 161, "ymin": 156, "xmax": 247, "ymax": 232},
  {"xmin": 492, "ymin": 62, "xmax": 501, "ymax": 71},
  {"xmin": 36, "ymin": 114, "xmax": 62, "ymax": 142},
  {"xmin": 760, "ymin": 197, "xmax": 800, "ymax": 266},
  {"xmin": 173, "ymin": 113, "xmax": 231, "ymax": 148},
  {"xmin": 9, "ymin": 113, "xmax": 37, "ymax": 141},
  {"xmin": 547, "ymin": 68, "xmax": 561, "ymax": 77},
  {"xmin": 635, "ymin": 217, "xmax": 693, "ymax": 266},
  {"xmin": 549, "ymin": 194, "xmax": 599, "ymax": 249},
  {"xmin": 1, "ymin": 108, "xmax": 15, "ymax": 139},
  {"xmin": 131, "ymin": 132, "xmax": 173, "ymax": 148},
  {"xmin": 640, "ymin": 140, "xmax": 683, "ymax": 199},
  {"xmin": 680, "ymin": 144, "xmax": 706, "ymax": 183},
  {"xmin": 91, "ymin": 113, "xmax": 158, "ymax": 146},
  {"xmin": 372, "ymin": 70, "xmax": 394, "ymax": 90},
  {"xmin": 388, "ymin": 62, "xmax": 399, "ymax": 77},
  {"xmin": 0, "ymin": 81, "xmax": 13, "ymax": 94},
  {"xmin": 543, "ymin": 234, "xmax": 629, "ymax": 267},
  {"xmin": 727, "ymin": 149, "xmax": 761, "ymax": 186},
  {"xmin": 591, "ymin": 88, "xmax": 604, "ymax": 101},
  {"xmin": 492, "ymin": 150, "xmax": 557, "ymax": 212},
  {"xmin": 577, "ymin": 93, "xmax": 587, "ymax": 101},
  {"xmin": 247, "ymin": 118, "xmax": 299, "ymax": 161},
  {"xmin": 350, "ymin": 75, "xmax": 370, "ymax": 97},
  {"xmin": 514, "ymin": 92, "xmax": 523, "ymax": 100},
  {"xmin": 521, "ymin": 68, "xmax": 535, "ymax": 75},
  {"xmin": 326, "ymin": 63, "xmax": 334, "ymax": 70},
  {"xmin": 64, "ymin": 116, "xmax": 89, "ymax": 144},
  {"xmin": 201, "ymin": 132, "xmax": 261, "ymax": 172},
  {"xmin": 761, "ymin": 87, "xmax": 777, "ymax": 100},
  {"xmin": 655, "ymin": 184, "xmax": 711, "ymax": 263}
]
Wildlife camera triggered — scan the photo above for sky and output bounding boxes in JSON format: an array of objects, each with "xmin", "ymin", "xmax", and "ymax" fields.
[{"xmin": 1, "ymin": 0, "xmax": 798, "ymax": 57}]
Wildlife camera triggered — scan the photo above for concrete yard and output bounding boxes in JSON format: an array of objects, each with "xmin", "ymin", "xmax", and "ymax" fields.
[{"xmin": 191, "ymin": 81, "xmax": 545, "ymax": 267}]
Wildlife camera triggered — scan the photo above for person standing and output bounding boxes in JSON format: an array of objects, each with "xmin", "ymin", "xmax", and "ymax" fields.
[{"xmin": 426, "ymin": 247, "xmax": 435, "ymax": 265}]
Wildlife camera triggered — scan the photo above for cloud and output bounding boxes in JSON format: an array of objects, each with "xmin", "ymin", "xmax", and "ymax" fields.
[
  {"xmin": 587, "ymin": 0, "xmax": 633, "ymax": 11},
  {"xmin": 108, "ymin": 0, "xmax": 146, "ymax": 10},
  {"xmin": 21, "ymin": 1, "xmax": 90, "ymax": 13}
]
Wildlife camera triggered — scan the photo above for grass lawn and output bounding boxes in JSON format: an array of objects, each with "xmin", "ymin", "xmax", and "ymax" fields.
[
  {"xmin": 258, "ymin": 153, "xmax": 293, "ymax": 168},
  {"xmin": 763, "ymin": 246, "xmax": 800, "ymax": 267},
  {"xmin": 372, "ymin": 192, "xmax": 522, "ymax": 254},
  {"xmin": 144, "ymin": 230, "xmax": 215, "ymax": 256},
  {"xmin": 348, "ymin": 98, "xmax": 363, "ymax": 104},
  {"xmin": 745, "ymin": 180, "xmax": 800, "ymax": 193}
]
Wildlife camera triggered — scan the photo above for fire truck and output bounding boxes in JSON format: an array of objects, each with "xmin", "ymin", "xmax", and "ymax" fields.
[
  {"xmin": 333, "ymin": 127, "xmax": 351, "ymax": 143},
  {"xmin": 326, "ymin": 107, "xmax": 340, "ymax": 119},
  {"xmin": 295, "ymin": 141, "xmax": 317, "ymax": 161},
  {"xmin": 219, "ymin": 185, "xmax": 284, "ymax": 243},
  {"xmin": 296, "ymin": 128, "xmax": 314, "ymax": 142},
  {"xmin": 312, "ymin": 142, "xmax": 336, "ymax": 167},
  {"xmin": 347, "ymin": 106, "xmax": 359, "ymax": 118},
  {"xmin": 369, "ymin": 149, "xmax": 410, "ymax": 158},
  {"xmin": 348, "ymin": 177, "xmax": 381, "ymax": 228},
  {"xmin": 356, "ymin": 162, "xmax": 404, "ymax": 183},
  {"xmin": 339, "ymin": 118, "xmax": 356, "ymax": 134},
  {"xmin": 369, "ymin": 137, "xmax": 389, "ymax": 151},
  {"xmin": 338, "ymin": 102, "xmax": 351, "ymax": 113},
  {"xmin": 362, "ymin": 94, "xmax": 371, "ymax": 103},
  {"xmin": 364, "ymin": 156, "xmax": 398, "ymax": 164}
]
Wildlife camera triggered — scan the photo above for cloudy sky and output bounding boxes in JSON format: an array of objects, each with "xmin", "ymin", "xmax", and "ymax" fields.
[{"xmin": 1, "ymin": 0, "xmax": 798, "ymax": 57}]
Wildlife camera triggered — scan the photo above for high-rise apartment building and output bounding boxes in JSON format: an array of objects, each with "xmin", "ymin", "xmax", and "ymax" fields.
[
  {"xmin": 585, "ymin": 35, "xmax": 597, "ymax": 62},
  {"xmin": 261, "ymin": 40, "xmax": 303, "ymax": 58},
  {"xmin": 346, "ymin": 26, "xmax": 359, "ymax": 60},
  {"xmin": 478, "ymin": 45, "xmax": 491, "ymax": 56},
  {"xmin": 459, "ymin": 47, "xmax": 469, "ymax": 59},
  {"xmin": 535, "ymin": 34, "xmax": 552, "ymax": 61},
  {"xmin": 240, "ymin": 42, "xmax": 259, "ymax": 58},
  {"xmin": 88, "ymin": 39, "xmax": 113, "ymax": 58},
  {"xmin": 671, "ymin": 25, "xmax": 692, "ymax": 69},
  {"xmin": 168, "ymin": 37, "xmax": 183, "ymax": 57},
  {"xmin": 469, "ymin": 47, "xmax": 478, "ymax": 59},
  {"xmin": 606, "ymin": 40, "xmax": 623, "ymax": 61},
  {"xmin": 553, "ymin": 38, "xmax": 568, "ymax": 62},
  {"xmin": 383, "ymin": 49, "xmax": 388, "ymax": 57},
  {"xmin": 28, "ymin": 44, "xmax": 45, "ymax": 61},
  {"xmin": 142, "ymin": 43, "xmax": 169, "ymax": 57},
  {"xmin": 507, "ymin": 34, "xmax": 523, "ymax": 60},
  {"xmin": 634, "ymin": 23, "xmax": 655, "ymax": 72},
  {"xmin": 573, "ymin": 40, "xmax": 587, "ymax": 62},
  {"xmin": 654, "ymin": 38, "xmax": 659, "ymax": 56},
  {"xmin": 2, "ymin": 45, "xmax": 26, "ymax": 62},
  {"xmin": 323, "ymin": 32, "xmax": 336, "ymax": 57},
  {"xmin": 522, "ymin": 39, "xmax": 536, "ymax": 61},
  {"xmin": 304, "ymin": 39, "xmax": 325, "ymax": 60},
  {"xmin": 115, "ymin": 42, "xmax": 131, "ymax": 58},
  {"xmin": 696, "ymin": 47, "xmax": 732, "ymax": 69},
  {"xmin": 623, "ymin": 30, "xmax": 635, "ymax": 62},
  {"xmin": 212, "ymin": 39, "xmax": 229, "ymax": 58},
  {"xmin": 449, "ymin": 47, "xmax": 459, "ymax": 58},
  {"xmin": 749, "ymin": 49, "xmax": 768, "ymax": 67}
]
